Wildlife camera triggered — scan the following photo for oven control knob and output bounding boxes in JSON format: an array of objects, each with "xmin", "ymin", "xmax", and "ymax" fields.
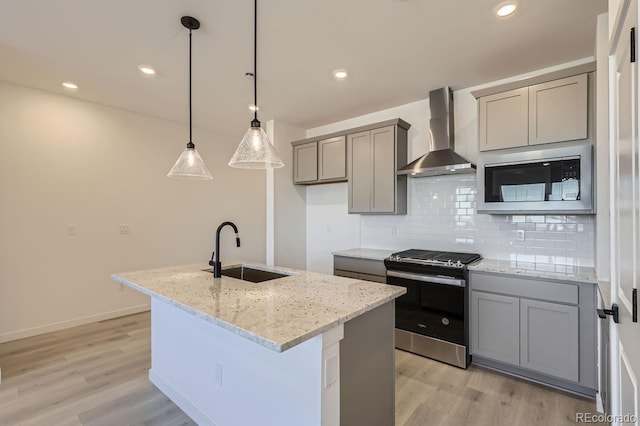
[
  {"xmin": 456, "ymin": 260, "xmax": 463, "ymax": 268},
  {"xmin": 447, "ymin": 260, "xmax": 453, "ymax": 267},
  {"xmin": 441, "ymin": 317, "xmax": 450, "ymax": 326}
]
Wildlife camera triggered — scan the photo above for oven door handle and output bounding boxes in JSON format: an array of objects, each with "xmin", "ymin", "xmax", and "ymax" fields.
[{"xmin": 387, "ymin": 270, "xmax": 466, "ymax": 287}]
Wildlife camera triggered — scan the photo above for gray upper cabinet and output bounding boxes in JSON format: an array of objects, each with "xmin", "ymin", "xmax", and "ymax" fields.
[
  {"xmin": 290, "ymin": 118, "xmax": 410, "ymax": 214},
  {"xmin": 293, "ymin": 141, "xmax": 318, "ymax": 183},
  {"xmin": 476, "ymin": 71, "xmax": 591, "ymax": 152},
  {"xmin": 348, "ymin": 131, "xmax": 372, "ymax": 212},
  {"xmin": 528, "ymin": 74, "xmax": 588, "ymax": 146},
  {"xmin": 478, "ymin": 87, "xmax": 529, "ymax": 151},
  {"xmin": 318, "ymin": 136, "xmax": 346, "ymax": 181},
  {"xmin": 347, "ymin": 122, "xmax": 408, "ymax": 215},
  {"xmin": 292, "ymin": 136, "xmax": 346, "ymax": 185}
]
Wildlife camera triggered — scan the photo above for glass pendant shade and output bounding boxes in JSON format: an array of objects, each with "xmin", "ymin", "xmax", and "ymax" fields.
[
  {"xmin": 229, "ymin": 125, "xmax": 284, "ymax": 169},
  {"xmin": 167, "ymin": 145, "xmax": 213, "ymax": 179}
]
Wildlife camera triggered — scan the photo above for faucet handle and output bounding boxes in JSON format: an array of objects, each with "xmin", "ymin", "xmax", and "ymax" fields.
[{"xmin": 209, "ymin": 251, "xmax": 215, "ymax": 267}]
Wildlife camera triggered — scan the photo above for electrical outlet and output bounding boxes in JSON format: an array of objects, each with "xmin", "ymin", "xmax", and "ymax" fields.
[
  {"xmin": 391, "ymin": 227, "xmax": 397, "ymax": 237},
  {"xmin": 67, "ymin": 224, "xmax": 76, "ymax": 236},
  {"xmin": 215, "ymin": 363, "xmax": 223, "ymax": 386},
  {"xmin": 119, "ymin": 224, "xmax": 130, "ymax": 235},
  {"xmin": 516, "ymin": 230, "xmax": 525, "ymax": 241}
]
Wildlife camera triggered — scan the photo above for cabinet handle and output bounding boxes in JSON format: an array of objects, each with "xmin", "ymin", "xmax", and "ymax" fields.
[
  {"xmin": 633, "ymin": 289, "xmax": 637, "ymax": 323},
  {"xmin": 597, "ymin": 304, "xmax": 619, "ymax": 324}
]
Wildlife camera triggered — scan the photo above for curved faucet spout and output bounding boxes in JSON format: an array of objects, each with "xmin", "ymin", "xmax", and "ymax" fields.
[{"xmin": 213, "ymin": 221, "xmax": 241, "ymax": 278}]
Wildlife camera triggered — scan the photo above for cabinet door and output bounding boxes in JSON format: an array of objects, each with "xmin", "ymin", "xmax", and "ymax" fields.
[
  {"xmin": 293, "ymin": 141, "xmax": 318, "ymax": 183},
  {"xmin": 318, "ymin": 136, "xmax": 346, "ymax": 181},
  {"xmin": 528, "ymin": 74, "xmax": 588, "ymax": 146},
  {"xmin": 371, "ymin": 126, "xmax": 396, "ymax": 213},
  {"xmin": 478, "ymin": 87, "xmax": 529, "ymax": 151},
  {"xmin": 520, "ymin": 299, "xmax": 579, "ymax": 381},
  {"xmin": 348, "ymin": 131, "xmax": 372, "ymax": 213},
  {"xmin": 471, "ymin": 291, "xmax": 520, "ymax": 365}
]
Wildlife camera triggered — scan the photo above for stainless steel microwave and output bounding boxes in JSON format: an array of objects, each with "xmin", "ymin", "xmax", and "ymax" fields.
[{"xmin": 476, "ymin": 144, "xmax": 594, "ymax": 214}]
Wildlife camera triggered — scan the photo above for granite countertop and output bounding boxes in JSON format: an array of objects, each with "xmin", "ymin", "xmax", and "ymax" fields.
[
  {"xmin": 468, "ymin": 258, "xmax": 597, "ymax": 284},
  {"xmin": 112, "ymin": 261, "xmax": 405, "ymax": 353},
  {"xmin": 332, "ymin": 248, "xmax": 395, "ymax": 261}
]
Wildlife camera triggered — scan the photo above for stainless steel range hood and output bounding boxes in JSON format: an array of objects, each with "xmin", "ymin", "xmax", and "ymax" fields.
[{"xmin": 397, "ymin": 87, "xmax": 475, "ymax": 177}]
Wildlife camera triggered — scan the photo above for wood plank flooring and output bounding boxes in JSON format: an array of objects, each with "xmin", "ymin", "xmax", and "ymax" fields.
[{"xmin": 0, "ymin": 312, "xmax": 604, "ymax": 425}]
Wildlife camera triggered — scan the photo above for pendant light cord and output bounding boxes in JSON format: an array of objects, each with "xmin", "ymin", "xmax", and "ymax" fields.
[
  {"xmin": 253, "ymin": 0, "xmax": 258, "ymax": 122},
  {"xmin": 189, "ymin": 28, "xmax": 193, "ymax": 144}
]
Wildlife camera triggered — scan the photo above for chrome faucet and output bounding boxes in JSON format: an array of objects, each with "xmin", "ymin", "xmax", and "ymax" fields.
[{"xmin": 209, "ymin": 221, "xmax": 241, "ymax": 278}]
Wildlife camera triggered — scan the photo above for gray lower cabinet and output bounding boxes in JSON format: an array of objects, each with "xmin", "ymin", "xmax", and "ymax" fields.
[
  {"xmin": 520, "ymin": 299, "xmax": 579, "ymax": 381},
  {"xmin": 347, "ymin": 123, "xmax": 408, "ymax": 214},
  {"xmin": 471, "ymin": 292, "xmax": 520, "ymax": 365},
  {"xmin": 333, "ymin": 255, "xmax": 386, "ymax": 283},
  {"xmin": 470, "ymin": 270, "xmax": 596, "ymax": 396}
]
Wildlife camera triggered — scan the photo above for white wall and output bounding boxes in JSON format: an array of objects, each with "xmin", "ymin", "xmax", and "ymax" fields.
[
  {"xmin": 596, "ymin": 13, "xmax": 611, "ymax": 281},
  {"xmin": 270, "ymin": 121, "xmax": 307, "ymax": 270},
  {"xmin": 305, "ymin": 59, "xmax": 597, "ymax": 274},
  {"xmin": 0, "ymin": 82, "xmax": 266, "ymax": 342}
]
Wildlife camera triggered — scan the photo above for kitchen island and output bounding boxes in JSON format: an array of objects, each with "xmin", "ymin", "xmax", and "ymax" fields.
[{"xmin": 112, "ymin": 262, "xmax": 405, "ymax": 426}]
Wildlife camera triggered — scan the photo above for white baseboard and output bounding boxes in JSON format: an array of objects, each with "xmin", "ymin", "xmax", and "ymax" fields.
[
  {"xmin": 149, "ymin": 369, "xmax": 217, "ymax": 426},
  {"xmin": 0, "ymin": 304, "xmax": 150, "ymax": 344},
  {"xmin": 595, "ymin": 391, "xmax": 604, "ymax": 413}
]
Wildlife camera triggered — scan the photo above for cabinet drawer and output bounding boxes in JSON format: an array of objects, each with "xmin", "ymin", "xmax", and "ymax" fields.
[
  {"xmin": 358, "ymin": 273, "xmax": 386, "ymax": 283},
  {"xmin": 334, "ymin": 269, "xmax": 360, "ymax": 279},
  {"xmin": 470, "ymin": 272, "xmax": 578, "ymax": 305},
  {"xmin": 334, "ymin": 256, "xmax": 387, "ymax": 277}
]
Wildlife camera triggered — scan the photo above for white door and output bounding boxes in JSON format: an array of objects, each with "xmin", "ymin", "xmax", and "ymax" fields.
[{"xmin": 611, "ymin": 1, "xmax": 640, "ymax": 424}]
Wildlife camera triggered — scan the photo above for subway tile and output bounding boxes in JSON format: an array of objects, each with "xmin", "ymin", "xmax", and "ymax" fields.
[{"xmin": 525, "ymin": 216, "xmax": 546, "ymax": 223}]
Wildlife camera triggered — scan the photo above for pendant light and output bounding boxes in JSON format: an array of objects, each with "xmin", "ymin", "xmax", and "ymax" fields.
[
  {"xmin": 229, "ymin": 0, "xmax": 284, "ymax": 169},
  {"xmin": 167, "ymin": 16, "xmax": 213, "ymax": 180}
]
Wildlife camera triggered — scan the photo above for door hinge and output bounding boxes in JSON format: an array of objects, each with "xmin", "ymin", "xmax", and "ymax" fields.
[
  {"xmin": 633, "ymin": 288, "xmax": 637, "ymax": 322},
  {"xmin": 597, "ymin": 304, "xmax": 620, "ymax": 323},
  {"xmin": 632, "ymin": 27, "xmax": 636, "ymax": 63}
]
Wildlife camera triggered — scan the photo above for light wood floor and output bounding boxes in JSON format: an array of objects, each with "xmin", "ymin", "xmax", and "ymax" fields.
[{"xmin": 0, "ymin": 312, "xmax": 604, "ymax": 426}]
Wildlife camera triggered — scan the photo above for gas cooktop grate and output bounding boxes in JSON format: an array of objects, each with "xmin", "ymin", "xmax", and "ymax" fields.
[{"xmin": 390, "ymin": 249, "xmax": 481, "ymax": 265}]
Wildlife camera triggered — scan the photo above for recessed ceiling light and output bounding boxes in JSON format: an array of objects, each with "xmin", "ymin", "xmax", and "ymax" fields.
[
  {"xmin": 249, "ymin": 104, "xmax": 259, "ymax": 112},
  {"xmin": 495, "ymin": 2, "xmax": 518, "ymax": 17},
  {"xmin": 333, "ymin": 69, "xmax": 348, "ymax": 80},
  {"xmin": 62, "ymin": 82, "xmax": 78, "ymax": 90},
  {"xmin": 138, "ymin": 65, "xmax": 156, "ymax": 76}
]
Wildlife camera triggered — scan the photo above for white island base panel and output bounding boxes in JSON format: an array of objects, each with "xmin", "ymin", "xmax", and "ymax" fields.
[{"xmin": 149, "ymin": 298, "xmax": 343, "ymax": 426}]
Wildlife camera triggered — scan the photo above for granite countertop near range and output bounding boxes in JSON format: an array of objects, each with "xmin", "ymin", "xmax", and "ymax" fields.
[
  {"xmin": 332, "ymin": 248, "xmax": 395, "ymax": 261},
  {"xmin": 468, "ymin": 258, "xmax": 597, "ymax": 284},
  {"xmin": 112, "ymin": 261, "xmax": 405, "ymax": 353}
]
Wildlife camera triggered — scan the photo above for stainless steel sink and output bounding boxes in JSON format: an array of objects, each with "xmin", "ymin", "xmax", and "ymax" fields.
[{"xmin": 203, "ymin": 265, "xmax": 291, "ymax": 283}]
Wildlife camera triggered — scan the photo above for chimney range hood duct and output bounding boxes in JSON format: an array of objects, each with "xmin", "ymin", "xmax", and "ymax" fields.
[{"xmin": 397, "ymin": 87, "xmax": 475, "ymax": 177}]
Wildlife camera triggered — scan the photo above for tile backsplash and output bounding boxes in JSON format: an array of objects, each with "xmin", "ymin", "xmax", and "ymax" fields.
[{"xmin": 360, "ymin": 175, "xmax": 594, "ymax": 268}]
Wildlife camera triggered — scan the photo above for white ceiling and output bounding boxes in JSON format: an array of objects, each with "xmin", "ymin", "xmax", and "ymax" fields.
[{"xmin": 0, "ymin": 0, "xmax": 607, "ymax": 138}]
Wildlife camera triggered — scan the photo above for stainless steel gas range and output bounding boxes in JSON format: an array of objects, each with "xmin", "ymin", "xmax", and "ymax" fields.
[{"xmin": 384, "ymin": 249, "xmax": 481, "ymax": 369}]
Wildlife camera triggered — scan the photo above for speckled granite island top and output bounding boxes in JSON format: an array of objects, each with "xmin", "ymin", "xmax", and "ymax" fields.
[{"xmin": 111, "ymin": 261, "xmax": 406, "ymax": 353}]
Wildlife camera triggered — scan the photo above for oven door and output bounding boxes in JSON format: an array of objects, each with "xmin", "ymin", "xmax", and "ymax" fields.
[{"xmin": 387, "ymin": 270, "xmax": 465, "ymax": 345}]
